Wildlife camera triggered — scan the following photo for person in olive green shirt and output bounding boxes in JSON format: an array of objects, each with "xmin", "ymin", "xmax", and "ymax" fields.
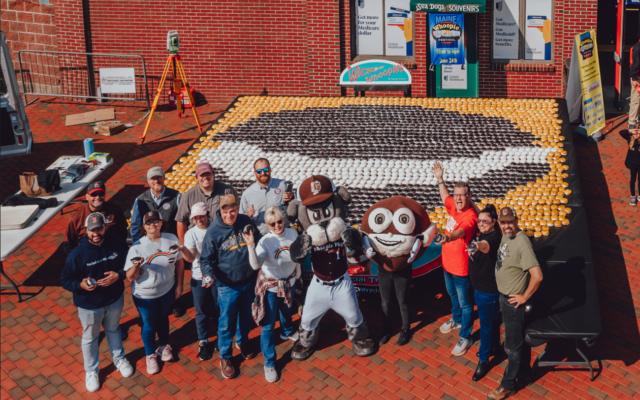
[{"xmin": 488, "ymin": 207, "xmax": 543, "ymax": 400}]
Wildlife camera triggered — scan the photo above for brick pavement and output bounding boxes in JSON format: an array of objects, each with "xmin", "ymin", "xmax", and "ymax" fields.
[{"xmin": 1, "ymin": 100, "xmax": 639, "ymax": 400}]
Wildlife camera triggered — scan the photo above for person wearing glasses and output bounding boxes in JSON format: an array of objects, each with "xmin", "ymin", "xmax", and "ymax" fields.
[
  {"xmin": 239, "ymin": 158, "xmax": 294, "ymax": 235},
  {"xmin": 431, "ymin": 162, "xmax": 478, "ymax": 357},
  {"xmin": 244, "ymin": 206, "xmax": 301, "ymax": 383},
  {"xmin": 488, "ymin": 207, "xmax": 543, "ymax": 400},
  {"xmin": 63, "ymin": 180, "xmax": 128, "ymax": 255},
  {"xmin": 124, "ymin": 211, "xmax": 185, "ymax": 375},
  {"xmin": 467, "ymin": 204, "xmax": 502, "ymax": 381}
]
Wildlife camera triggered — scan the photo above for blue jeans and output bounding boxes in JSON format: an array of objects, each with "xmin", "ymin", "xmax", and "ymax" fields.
[
  {"xmin": 261, "ymin": 285, "xmax": 295, "ymax": 368},
  {"xmin": 217, "ymin": 280, "xmax": 256, "ymax": 359},
  {"xmin": 191, "ymin": 278, "xmax": 219, "ymax": 342},
  {"xmin": 132, "ymin": 289, "xmax": 174, "ymax": 356},
  {"xmin": 77, "ymin": 294, "xmax": 125, "ymax": 374},
  {"xmin": 443, "ymin": 269, "xmax": 473, "ymax": 339},
  {"xmin": 474, "ymin": 290, "xmax": 501, "ymax": 363}
]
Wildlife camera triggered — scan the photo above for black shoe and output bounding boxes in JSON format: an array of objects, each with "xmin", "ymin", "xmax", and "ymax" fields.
[
  {"xmin": 121, "ymin": 327, "xmax": 128, "ymax": 341},
  {"xmin": 397, "ymin": 329, "xmax": 411, "ymax": 346},
  {"xmin": 210, "ymin": 339, "xmax": 219, "ymax": 353},
  {"xmin": 379, "ymin": 330, "xmax": 391, "ymax": 345},
  {"xmin": 172, "ymin": 305, "xmax": 185, "ymax": 318},
  {"xmin": 472, "ymin": 361, "xmax": 490, "ymax": 381},
  {"xmin": 198, "ymin": 342, "xmax": 212, "ymax": 361}
]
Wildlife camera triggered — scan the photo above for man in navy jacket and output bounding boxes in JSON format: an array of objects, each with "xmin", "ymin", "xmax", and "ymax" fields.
[
  {"xmin": 200, "ymin": 195, "xmax": 260, "ymax": 379},
  {"xmin": 61, "ymin": 213, "xmax": 133, "ymax": 392}
]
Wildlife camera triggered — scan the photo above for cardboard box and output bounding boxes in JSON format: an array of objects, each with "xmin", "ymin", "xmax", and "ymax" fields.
[
  {"xmin": 65, "ymin": 108, "xmax": 115, "ymax": 126},
  {"xmin": 89, "ymin": 152, "xmax": 112, "ymax": 164},
  {"xmin": 93, "ymin": 121, "xmax": 126, "ymax": 136}
]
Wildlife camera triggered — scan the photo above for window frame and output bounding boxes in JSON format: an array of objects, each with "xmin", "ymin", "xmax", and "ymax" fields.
[{"xmin": 490, "ymin": 0, "xmax": 555, "ymax": 64}]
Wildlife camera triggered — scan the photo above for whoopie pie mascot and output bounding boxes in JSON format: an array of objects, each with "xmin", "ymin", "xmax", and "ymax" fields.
[
  {"xmin": 361, "ymin": 196, "xmax": 437, "ymax": 345},
  {"xmin": 287, "ymin": 175, "xmax": 375, "ymax": 359}
]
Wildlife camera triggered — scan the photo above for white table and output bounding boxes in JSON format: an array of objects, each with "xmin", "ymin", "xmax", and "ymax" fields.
[{"xmin": 0, "ymin": 158, "xmax": 113, "ymax": 302}]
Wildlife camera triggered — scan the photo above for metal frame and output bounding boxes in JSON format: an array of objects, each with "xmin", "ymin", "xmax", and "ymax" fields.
[{"xmin": 531, "ymin": 338, "xmax": 602, "ymax": 382}]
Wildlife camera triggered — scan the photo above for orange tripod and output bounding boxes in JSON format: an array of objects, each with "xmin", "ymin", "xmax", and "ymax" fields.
[{"xmin": 140, "ymin": 54, "xmax": 203, "ymax": 144}]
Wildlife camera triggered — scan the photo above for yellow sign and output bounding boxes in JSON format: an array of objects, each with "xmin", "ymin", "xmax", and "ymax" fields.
[{"xmin": 575, "ymin": 30, "xmax": 605, "ymax": 136}]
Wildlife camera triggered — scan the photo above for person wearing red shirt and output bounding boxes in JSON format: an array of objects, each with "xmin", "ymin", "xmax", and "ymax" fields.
[{"xmin": 432, "ymin": 162, "xmax": 477, "ymax": 357}]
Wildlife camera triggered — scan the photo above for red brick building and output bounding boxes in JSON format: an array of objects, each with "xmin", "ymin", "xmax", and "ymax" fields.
[{"xmin": 1, "ymin": 0, "xmax": 599, "ymax": 104}]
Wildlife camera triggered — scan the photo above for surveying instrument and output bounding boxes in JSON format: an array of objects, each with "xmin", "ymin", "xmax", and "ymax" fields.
[{"xmin": 140, "ymin": 31, "xmax": 203, "ymax": 144}]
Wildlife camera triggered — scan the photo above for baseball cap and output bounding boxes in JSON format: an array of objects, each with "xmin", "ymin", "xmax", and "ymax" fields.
[
  {"xmin": 297, "ymin": 175, "xmax": 336, "ymax": 206},
  {"xmin": 195, "ymin": 163, "xmax": 214, "ymax": 177},
  {"xmin": 190, "ymin": 202, "xmax": 209, "ymax": 219},
  {"xmin": 85, "ymin": 212, "xmax": 106, "ymax": 231},
  {"xmin": 220, "ymin": 194, "xmax": 238, "ymax": 209},
  {"xmin": 498, "ymin": 207, "xmax": 518, "ymax": 222},
  {"xmin": 143, "ymin": 210, "xmax": 162, "ymax": 224},
  {"xmin": 147, "ymin": 166, "xmax": 164, "ymax": 179},
  {"xmin": 87, "ymin": 180, "xmax": 106, "ymax": 195}
]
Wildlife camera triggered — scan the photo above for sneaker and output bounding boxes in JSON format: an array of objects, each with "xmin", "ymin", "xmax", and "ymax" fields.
[
  {"xmin": 280, "ymin": 331, "xmax": 300, "ymax": 341},
  {"xmin": 114, "ymin": 358, "xmax": 133, "ymax": 378},
  {"xmin": 631, "ymin": 196, "xmax": 637, "ymax": 207},
  {"xmin": 439, "ymin": 318, "xmax": 461, "ymax": 334},
  {"xmin": 146, "ymin": 354, "xmax": 159, "ymax": 375},
  {"xmin": 156, "ymin": 345, "xmax": 173, "ymax": 362},
  {"xmin": 397, "ymin": 329, "xmax": 411, "ymax": 346},
  {"xmin": 220, "ymin": 358, "xmax": 236, "ymax": 379},
  {"xmin": 452, "ymin": 337, "xmax": 472, "ymax": 356},
  {"xmin": 85, "ymin": 372, "xmax": 100, "ymax": 392},
  {"xmin": 264, "ymin": 366, "xmax": 279, "ymax": 383},
  {"xmin": 198, "ymin": 341, "xmax": 211, "ymax": 361}
]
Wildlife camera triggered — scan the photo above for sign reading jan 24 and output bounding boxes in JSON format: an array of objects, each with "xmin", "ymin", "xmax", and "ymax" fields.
[
  {"xmin": 340, "ymin": 60, "xmax": 412, "ymax": 85},
  {"xmin": 99, "ymin": 68, "xmax": 136, "ymax": 94},
  {"xmin": 429, "ymin": 13, "xmax": 465, "ymax": 65}
]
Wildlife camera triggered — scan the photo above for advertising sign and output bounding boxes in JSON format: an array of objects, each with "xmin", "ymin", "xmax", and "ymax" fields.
[
  {"xmin": 385, "ymin": 0, "xmax": 413, "ymax": 56},
  {"xmin": 340, "ymin": 59, "xmax": 412, "ymax": 85},
  {"xmin": 410, "ymin": 0, "xmax": 485, "ymax": 13},
  {"xmin": 99, "ymin": 68, "xmax": 136, "ymax": 94},
  {"xmin": 442, "ymin": 64, "xmax": 467, "ymax": 89},
  {"xmin": 575, "ymin": 30, "xmax": 605, "ymax": 135},
  {"xmin": 524, "ymin": 0, "xmax": 552, "ymax": 60},
  {"xmin": 429, "ymin": 13, "xmax": 465, "ymax": 65},
  {"xmin": 493, "ymin": 0, "xmax": 520, "ymax": 59},
  {"xmin": 356, "ymin": 0, "xmax": 384, "ymax": 55}
]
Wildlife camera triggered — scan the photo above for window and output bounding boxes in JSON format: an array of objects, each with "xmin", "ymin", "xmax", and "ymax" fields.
[
  {"xmin": 491, "ymin": 0, "xmax": 554, "ymax": 63},
  {"xmin": 351, "ymin": 0, "xmax": 416, "ymax": 61}
]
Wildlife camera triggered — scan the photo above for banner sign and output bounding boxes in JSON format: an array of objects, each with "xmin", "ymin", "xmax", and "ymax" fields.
[
  {"xmin": 340, "ymin": 59, "xmax": 412, "ymax": 85},
  {"xmin": 575, "ymin": 30, "xmax": 605, "ymax": 135},
  {"xmin": 429, "ymin": 13, "xmax": 465, "ymax": 65},
  {"xmin": 524, "ymin": 0, "xmax": 552, "ymax": 60},
  {"xmin": 492, "ymin": 0, "xmax": 520, "ymax": 59},
  {"xmin": 410, "ymin": 0, "xmax": 485, "ymax": 13},
  {"xmin": 99, "ymin": 68, "xmax": 136, "ymax": 94},
  {"xmin": 385, "ymin": 0, "xmax": 413, "ymax": 56},
  {"xmin": 356, "ymin": 0, "xmax": 384, "ymax": 56}
]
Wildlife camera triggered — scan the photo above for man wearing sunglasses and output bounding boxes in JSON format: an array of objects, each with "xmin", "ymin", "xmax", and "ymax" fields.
[
  {"xmin": 63, "ymin": 180, "xmax": 128, "ymax": 255},
  {"xmin": 239, "ymin": 158, "xmax": 294, "ymax": 235}
]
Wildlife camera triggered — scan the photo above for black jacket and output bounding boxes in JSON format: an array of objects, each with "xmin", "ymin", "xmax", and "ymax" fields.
[
  {"xmin": 620, "ymin": 130, "xmax": 640, "ymax": 169},
  {"xmin": 631, "ymin": 40, "xmax": 640, "ymax": 82}
]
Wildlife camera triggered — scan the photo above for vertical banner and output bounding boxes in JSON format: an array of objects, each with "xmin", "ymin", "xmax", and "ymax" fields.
[
  {"xmin": 493, "ymin": 0, "xmax": 520, "ymax": 59},
  {"xmin": 429, "ymin": 13, "xmax": 465, "ymax": 65},
  {"xmin": 575, "ymin": 30, "xmax": 605, "ymax": 135},
  {"xmin": 385, "ymin": 0, "xmax": 413, "ymax": 56},
  {"xmin": 525, "ymin": 0, "xmax": 552, "ymax": 60},
  {"xmin": 357, "ymin": 0, "xmax": 384, "ymax": 55}
]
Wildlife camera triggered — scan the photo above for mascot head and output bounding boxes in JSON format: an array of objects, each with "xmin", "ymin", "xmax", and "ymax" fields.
[
  {"xmin": 287, "ymin": 175, "xmax": 351, "ymax": 247},
  {"xmin": 361, "ymin": 196, "xmax": 431, "ymax": 271}
]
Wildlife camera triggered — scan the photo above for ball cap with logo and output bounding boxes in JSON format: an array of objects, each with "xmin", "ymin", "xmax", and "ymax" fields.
[
  {"xmin": 297, "ymin": 175, "xmax": 336, "ymax": 206},
  {"xmin": 190, "ymin": 201, "xmax": 209, "ymax": 219},
  {"xmin": 147, "ymin": 166, "xmax": 164, "ymax": 179},
  {"xmin": 498, "ymin": 206, "xmax": 518, "ymax": 222},
  {"xmin": 85, "ymin": 212, "xmax": 106, "ymax": 230},
  {"xmin": 143, "ymin": 210, "xmax": 163, "ymax": 224},
  {"xmin": 219, "ymin": 194, "xmax": 238, "ymax": 209},
  {"xmin": 195, "ymin": 163, "xmax": 214, "ymax": 177},
  {"xmin": 87, "ymin": 180, "xmax": 106, "ymax": 195}
]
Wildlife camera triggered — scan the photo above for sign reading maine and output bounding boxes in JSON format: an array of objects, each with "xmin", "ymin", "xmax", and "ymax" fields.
[
  {"xmin": 340, "ymin": 59, "xmax": 412, "ymax": 86},
  {"xmin": 414, "ymin": 3, "xmax": 481, "ymax": 13}
]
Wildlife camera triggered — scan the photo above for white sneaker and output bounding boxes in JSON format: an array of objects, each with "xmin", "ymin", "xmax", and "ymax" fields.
[
  {"xmin": 440, "ymin": 318, "xmax": 461, "ymax": 334},
  {"xmin": 85, "ymin": 372, "xmax": 100, "ymax": 392},
  {"xmin": 280, "ymin": 331, "xmax": 300, "ymax": 341},
  {"xmin": 264, "ymin": 366, "xmax": 279, "ymax": 383},
  {"xmin": 115, "ymin": 358, "xmax": 133, "ymax": 378},
  {"xmin": 451, "ymin": 337, "xmax": 472, "ymax": 356}
]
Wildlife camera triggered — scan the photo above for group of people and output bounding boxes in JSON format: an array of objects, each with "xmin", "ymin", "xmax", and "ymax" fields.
[{"xmin": 61, "ymin": 157, "xmax": 544, "ymax": 399}]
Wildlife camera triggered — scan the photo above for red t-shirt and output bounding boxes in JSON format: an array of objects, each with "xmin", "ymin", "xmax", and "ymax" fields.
[{"xmin": 441, "ymin": 197, "xmax": 477, "ymax": 276}]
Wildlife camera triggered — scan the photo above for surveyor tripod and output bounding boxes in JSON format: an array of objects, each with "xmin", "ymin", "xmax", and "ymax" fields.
[{"xmin": 140, "ymin": 54, "xmax": 203, "ymax": 144}]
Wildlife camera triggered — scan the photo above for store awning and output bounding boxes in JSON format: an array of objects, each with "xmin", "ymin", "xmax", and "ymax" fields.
[{"xmin": 410, "ymin": 0, "xmax": 486, "ymax": 13}]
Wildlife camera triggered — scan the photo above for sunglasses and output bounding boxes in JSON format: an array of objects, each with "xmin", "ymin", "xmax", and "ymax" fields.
[
  {"xmin": 477, "ymin": 219, "xmax": 493, "ymax": 225},
  {"xmin": 269, "ymin": 219, "xmax": 284, "ymax": 227},
  {"xmin": 89, "ymin": 192, "xmax": 105, "ymax": 197},
  {"xmin": 144, "ymin": 219, "xmax": 160, "ymax": 226},
  {"xmin": 255, "ymin": 167, "xmax": 270, "ymax": 174}
]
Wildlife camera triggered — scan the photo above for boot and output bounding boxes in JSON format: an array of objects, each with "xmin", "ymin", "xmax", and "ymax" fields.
[
  {"xmin": 291, "ymin": 327, "xmax": 318, "ymax": 360},
  {"xmin": 346, "ymin": 321, "xmax": 376, "ymax": 357},
  {"xmin": 472, "ymin": 361, "xmax": 490, "ymax": 381},
  {"xmin": 397, "ymin": 329, "xmax": 411, "ymax": 346}
]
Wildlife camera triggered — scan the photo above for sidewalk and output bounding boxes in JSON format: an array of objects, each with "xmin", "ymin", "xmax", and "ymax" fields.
[{"xmin": 1, "ymin": 101, "xmax": 639, "ymax": 400}]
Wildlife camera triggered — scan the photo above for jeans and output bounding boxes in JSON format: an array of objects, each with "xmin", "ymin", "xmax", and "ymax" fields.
[
  {"xmin": 261, "ymin": 284, "xmax": 295, "ymax": 368},
  {"xmin": 500, "ymin": 294, "xmax": 532, "ymax": 390},
  {"xmin": 630, "ymin": 168, "xmax": 639, "ymax": 196},
  {"xmin": 378, "ymin": 265, "xmax": 411, "ymax": 331},
  {"xmin": 191, "ymin": 278, "xmax": 219, "ymax": 342},
  {"xmin": 77, "ymin": 294, "xmax": 126, "ymax": 374},
  {"xmin": 132, "ymin": 289, "xmax": 174, "ymax": 356},
  {"xmin": 217, "ymin": 279, "xmax": 256, "ymax": 359},
  {"xmin": 475, "ymin": 290, "xmax": 501, "ymax": 363},
  {"xmin": 443, "ymin": 269, "xmax": 473, "ymax": 339}
]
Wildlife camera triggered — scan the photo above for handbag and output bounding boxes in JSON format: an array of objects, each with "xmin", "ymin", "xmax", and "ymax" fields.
[{"xmin": 19, "ymin": 172, "xmax": 52, "ymax": 197}]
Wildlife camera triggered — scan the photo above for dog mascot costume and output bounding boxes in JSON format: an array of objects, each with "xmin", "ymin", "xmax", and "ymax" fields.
[
  {"xmin": 360, "ymin": 196, "xmax": 438, "ymax": 344},
  {"xmin": 287, "ymin": 175, "xmax": 375, "ymax": 360}
]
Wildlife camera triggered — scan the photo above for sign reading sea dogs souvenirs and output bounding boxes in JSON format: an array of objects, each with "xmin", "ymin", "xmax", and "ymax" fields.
[
  {"xmin": 410, "ymin": 0, "xmax": 485, "ymax": 13},
  {"xmin": 340, "ymin": 59, "xmax": 412, "ymax": 86}
]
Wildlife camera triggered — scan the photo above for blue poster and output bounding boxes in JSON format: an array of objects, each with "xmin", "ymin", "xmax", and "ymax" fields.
[{"xmin": 429, "ymin": 13, "xmax": 465, "ymax": 65}]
